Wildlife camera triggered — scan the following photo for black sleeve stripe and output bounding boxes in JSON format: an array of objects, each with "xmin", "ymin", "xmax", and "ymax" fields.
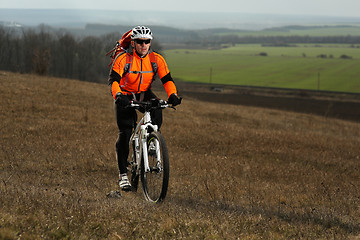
[
  {"xmin": 160, "ymin": 72, "xmax": 174, "ymax": 85},
  {"xmin": 108, "ymin": 70, "xmax": 121, "ymax": 86}
]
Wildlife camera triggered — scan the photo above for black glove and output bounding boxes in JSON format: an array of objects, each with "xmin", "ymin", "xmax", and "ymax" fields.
[
  {"xmin": 168, "ymin": 93, "xmax": 182, "ymax": 106},
  {"xmin": 115, "ymin": 92, "xmax": 130, "ymax": 107}
]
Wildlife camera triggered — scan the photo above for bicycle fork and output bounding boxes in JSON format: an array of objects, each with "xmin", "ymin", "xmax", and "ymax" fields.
[
  {"xmin": 141, "ymin": 112, "xmax": 160, "ymax": 173},
  {"xmin": 141, "ymin": 127, "xmax": 150, "ymax": 173},
  {"xmin": 133, "ymin": 112, "xmax": 161, "ymax": 175}
]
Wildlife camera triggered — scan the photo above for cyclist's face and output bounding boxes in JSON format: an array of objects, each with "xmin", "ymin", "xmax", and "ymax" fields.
[{"xmin": 132, "ymin": 38, "xmax": 151, "ymax": 57}]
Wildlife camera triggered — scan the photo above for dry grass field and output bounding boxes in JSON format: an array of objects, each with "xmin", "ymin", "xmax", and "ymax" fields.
[{"xmin": 1, "ymin": 71, "xmax": 360, "ymax": 239}]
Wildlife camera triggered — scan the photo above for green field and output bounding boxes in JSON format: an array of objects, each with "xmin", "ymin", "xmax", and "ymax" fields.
[{"xmin": 164, "ymin": 44, "xmax": 360, "ymax": 93}]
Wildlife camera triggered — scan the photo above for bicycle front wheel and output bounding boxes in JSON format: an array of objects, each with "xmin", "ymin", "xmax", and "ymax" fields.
[{"xmin": 141, "ymin": 131, "xmax": 169, "ymax": 203}]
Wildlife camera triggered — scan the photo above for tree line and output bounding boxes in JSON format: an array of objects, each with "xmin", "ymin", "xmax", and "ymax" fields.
[
  {"xmin": 0, "ymin": 26, "xmax": 113, "ymax": 82},
  {"xmin": 0, "ymin": 26, "xmax": 162, "ymax": 83}
]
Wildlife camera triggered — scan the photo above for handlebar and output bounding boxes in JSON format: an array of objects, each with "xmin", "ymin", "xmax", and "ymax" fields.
[{"xmin": 128, "ymin": 98, "xmax": 176, "ymax": 111}]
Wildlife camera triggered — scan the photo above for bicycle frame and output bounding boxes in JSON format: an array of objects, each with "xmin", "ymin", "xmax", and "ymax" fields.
[{"xmin": 130, "ymin": 110, "xmax": 159, "ymax": 174}]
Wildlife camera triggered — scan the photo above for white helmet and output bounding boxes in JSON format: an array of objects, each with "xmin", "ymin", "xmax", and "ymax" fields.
[{"xmin": 131, "ymin": 26, "xmax": 153, "ymax": 40}]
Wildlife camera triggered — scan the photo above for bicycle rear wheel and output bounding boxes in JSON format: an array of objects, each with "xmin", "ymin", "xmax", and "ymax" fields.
[{"xmin": 141, "ymin": 131, "xmax": 169, "ymax": 203}]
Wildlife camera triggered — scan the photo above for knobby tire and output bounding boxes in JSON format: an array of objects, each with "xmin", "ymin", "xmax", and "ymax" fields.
[{"xmin": 141, "ymin": 131, "xmax": 169, "ymax": 203}]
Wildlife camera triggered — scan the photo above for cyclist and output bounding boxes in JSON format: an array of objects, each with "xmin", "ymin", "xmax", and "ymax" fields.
[{"xmin": 108, "ymin": 26, "xmax": 182, "ymax": 191}]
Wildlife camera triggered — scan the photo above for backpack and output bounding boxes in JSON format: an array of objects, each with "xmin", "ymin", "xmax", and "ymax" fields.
[
  {"xmin": 106, "ymin": 29, "xmax": 158, "ymax": 76},
  {"xmin": 106, "ymin": 29, "xmax": 132, "ymax": 67}
]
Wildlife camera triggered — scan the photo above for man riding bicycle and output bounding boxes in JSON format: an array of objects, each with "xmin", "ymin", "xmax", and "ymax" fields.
[{"xmin": 108, "ymin": 26, "xmax": 182, "ymax": 191}]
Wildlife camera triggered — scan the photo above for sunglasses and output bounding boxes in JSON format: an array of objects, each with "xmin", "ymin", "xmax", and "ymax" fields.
[{"xmin": 135, "ymin": 39, "xmax": 151, "ymax": 45}]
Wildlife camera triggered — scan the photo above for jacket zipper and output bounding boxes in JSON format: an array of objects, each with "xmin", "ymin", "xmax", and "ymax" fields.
[{"xmin": 138, "ymin": 58, "xmax": 142, "ymax": 93}]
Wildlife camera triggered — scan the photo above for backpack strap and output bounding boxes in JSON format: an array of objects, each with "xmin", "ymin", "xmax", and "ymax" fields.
[
  {"xmin": 124, "ymin": 52, "xmax": 133, "ymax": 74},
  {"xmin": 149, "ymin": 51, "xmax": 158, "ymax": 75}
]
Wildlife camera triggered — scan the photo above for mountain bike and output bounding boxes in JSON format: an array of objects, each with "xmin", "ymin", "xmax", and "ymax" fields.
[{"xmin": 127, "ymin": 98, "xmax": 174, "ymax": 203}]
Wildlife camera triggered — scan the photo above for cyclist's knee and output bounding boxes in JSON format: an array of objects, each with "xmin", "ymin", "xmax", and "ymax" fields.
[
  {"xmin": 116, "ymin": 128, "xmax": 132, "ymax": 148},
  {"xmin": 118, "ymin": 128, "xmax": 132, "ymax": 139},
  {"xmin": 151, "ymin": 109, "xmax": 163, "ymax": 128}
]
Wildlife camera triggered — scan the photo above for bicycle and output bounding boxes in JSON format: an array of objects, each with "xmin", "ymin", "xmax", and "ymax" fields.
[{"xmin": 127, "ymin": 98, "xmax": 175, "ymax": 203}]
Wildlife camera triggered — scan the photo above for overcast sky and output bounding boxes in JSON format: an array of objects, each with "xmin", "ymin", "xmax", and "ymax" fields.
[{"xmin": 1, "ymin": 0, "xmax": 360, "ymax": 18}]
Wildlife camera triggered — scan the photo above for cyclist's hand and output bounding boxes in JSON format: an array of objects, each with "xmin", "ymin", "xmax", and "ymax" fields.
[
  {"xmin": 115, "ymin": 92, "xmax": 130, "ymax": 107},
  {"xmin": 168, "ymin": 93, "xmax": 182, "ymax": 106}
]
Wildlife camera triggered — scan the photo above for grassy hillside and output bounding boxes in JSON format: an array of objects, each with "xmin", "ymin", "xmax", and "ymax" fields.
[
  {"xmin": 1, "ymin": 71, "xmax": 360, "ymax": 239},
  {"xmin": 165, "ymin": 44, "xmax": 360, "ymax": 93}
]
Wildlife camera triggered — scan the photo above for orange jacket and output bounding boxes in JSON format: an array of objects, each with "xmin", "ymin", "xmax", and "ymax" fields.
[{"xmin": 108, "ymin": 49, "xmax": 177, "ymax": 99}]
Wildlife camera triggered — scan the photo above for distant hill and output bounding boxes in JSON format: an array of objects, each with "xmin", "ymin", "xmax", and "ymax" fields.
[{"xmin": 1, "ymin": 8, "xmax": 360, "ymax": 31}]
